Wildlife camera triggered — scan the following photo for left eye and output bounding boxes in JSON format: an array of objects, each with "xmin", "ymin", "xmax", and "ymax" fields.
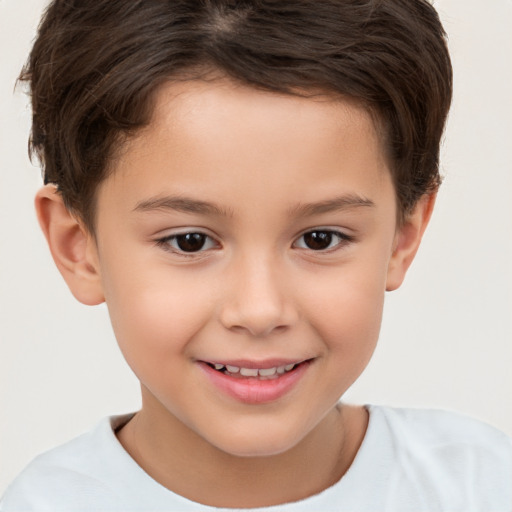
[
  {"xmin": 294, "ymin": 230, "xmax": 350, "ymax": 251},
  {"xmin": 159, "ymin": 232, "xmax": 217, "ymax": 253}
]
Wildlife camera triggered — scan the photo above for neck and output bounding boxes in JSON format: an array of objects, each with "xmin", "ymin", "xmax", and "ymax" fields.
[{"xmin": 116, "ymin": 393, "xmax": 368, "ymax": 508}]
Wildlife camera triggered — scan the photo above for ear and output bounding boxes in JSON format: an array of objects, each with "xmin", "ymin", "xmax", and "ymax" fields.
[
  {"xmin": 35, "ymin": 185, "xmax": 105, "ymax": 305},
  {"xmin": 386, "ymin": 193, "xmax": 436, "ymax": 291}
]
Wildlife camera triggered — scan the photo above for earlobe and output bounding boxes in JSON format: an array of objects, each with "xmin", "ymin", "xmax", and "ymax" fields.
[
  {"xmin": 386, "ymin": 193, "xmax": 436, "ymax": 291},
  {"xmin": 35, "ymin": 185, "xmax": 105, "ymax": 306}
]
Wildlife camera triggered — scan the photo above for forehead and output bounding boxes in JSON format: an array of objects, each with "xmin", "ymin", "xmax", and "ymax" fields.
[
  {"xmin": 145, "ymin": 80, "xmax": 381, "ymax": 156},
  {"xmin": 100, "ymin": 79, "xmax": 392, "ymax": 219}
]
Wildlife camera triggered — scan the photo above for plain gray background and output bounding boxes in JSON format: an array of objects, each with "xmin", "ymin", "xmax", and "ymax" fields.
[{"xmin": 1, "ymin": 0, "xmax": 511, "ymax": 495}]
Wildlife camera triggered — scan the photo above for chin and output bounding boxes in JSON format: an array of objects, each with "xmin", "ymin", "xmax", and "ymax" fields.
[{"xmin": 206, "ymin": 423, "xmax": 305, "ymax": 458}]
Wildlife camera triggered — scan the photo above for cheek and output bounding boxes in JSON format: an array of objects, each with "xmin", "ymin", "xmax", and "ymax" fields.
[
  {"xmin": 303, "ymin": 258, "xmax": 387, "ymax": 355},
  {"xmin": 101, "ymin": 261, "xmax": 213, "ymax": 371},
  {"xmin": 307, "ymin": 271, "xmax": 385, "ymax": 402},
  {"xmin": 319, "ymin": 285, "xmax": 384, "ymax": 352}
]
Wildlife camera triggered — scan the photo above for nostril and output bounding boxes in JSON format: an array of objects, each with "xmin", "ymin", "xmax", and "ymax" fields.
[{"xmin": 226, "ymin": 322, "xmax": 290, "ymax": 338}]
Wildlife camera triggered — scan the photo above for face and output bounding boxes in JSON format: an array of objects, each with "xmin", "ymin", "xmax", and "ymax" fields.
[{"xmin": 92, "ymin": 80, "xmax": 399, "ymax": 457}]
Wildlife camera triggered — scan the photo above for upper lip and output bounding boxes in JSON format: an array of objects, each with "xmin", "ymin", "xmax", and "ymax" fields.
[{"xmin": 199, "ymin": 358, "xmax": 312, "ymax": 369}]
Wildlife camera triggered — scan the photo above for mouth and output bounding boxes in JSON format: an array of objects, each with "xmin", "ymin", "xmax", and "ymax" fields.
[
  {"xmin": 204, "ymin": 361, "xmax": 306, "ymax": 380},
  {"xmin": 198, "ymin": 359, "xmax": 313, "ymax": 404}
]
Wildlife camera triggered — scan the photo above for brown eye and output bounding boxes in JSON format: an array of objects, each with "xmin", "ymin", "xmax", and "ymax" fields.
[
  {"xmin": 302, "ymin": 231, "xmax": 334, "ymax": 250},
  {"xmin": 157, "ymin": 232, "xmax": 217, "ymax": 254},
  {"xmin": 294, "ymin": 230, "xmax": 352, "ymax": 251},
  {"xmin": 175, "ymin": 233, "xmax": 207, "ymax": 252}
]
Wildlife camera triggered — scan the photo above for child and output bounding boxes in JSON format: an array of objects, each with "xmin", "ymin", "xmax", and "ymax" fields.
[{"xmin": 2, "ymin": 0, "xmax": 511, "ymax": 510}]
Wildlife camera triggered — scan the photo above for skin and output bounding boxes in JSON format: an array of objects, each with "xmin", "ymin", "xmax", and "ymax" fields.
[{"xmin": 36, "ymin": 79, "xmax": 434, "ymax": 508}]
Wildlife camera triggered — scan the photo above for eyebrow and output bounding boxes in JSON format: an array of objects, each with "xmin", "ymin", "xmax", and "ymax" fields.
[
  {"xmin": 133, "ymin": 195, "xmax": 233, "ymax": 217},
  {"xmin": 133, "ymin": 193, "xmax": 374, "ymax": 218},
  {"xmin": 287, "ymin": 194, "xmax": 375, "ymax": 217}
]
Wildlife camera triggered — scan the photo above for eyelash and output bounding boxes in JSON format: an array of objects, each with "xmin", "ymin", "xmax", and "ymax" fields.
[
  {"xmin": 155, "ymin": 232, "xmax": 219, "ymax": 257},
  {"xmin": 155, "ymin": 229, "xmax": 354, "ymax": 257},
  {"xmin": 293, "ymin": 229, "xmax": 354, "ymax": 252}
]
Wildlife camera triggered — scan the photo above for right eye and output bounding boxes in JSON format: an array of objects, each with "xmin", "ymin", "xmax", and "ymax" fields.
[{"xmin": 156, "ymin": 232, "xmax": 218, "ymax": 254}]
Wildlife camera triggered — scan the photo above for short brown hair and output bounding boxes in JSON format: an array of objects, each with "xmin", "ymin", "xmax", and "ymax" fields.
[{"xmin": 19, "ymin": 0, "xmax": 452, "ymax": 231}]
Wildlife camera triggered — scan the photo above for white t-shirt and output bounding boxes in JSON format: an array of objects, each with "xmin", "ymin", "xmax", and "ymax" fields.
[{"xmin": 1, "ymin": 405, "xmax": 511, "ymax": 511}]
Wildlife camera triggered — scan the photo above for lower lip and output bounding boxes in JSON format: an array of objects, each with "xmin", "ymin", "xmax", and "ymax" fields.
[{"xmin": 198, "ymin": 362, "xmax": 310, "ymax": 405}]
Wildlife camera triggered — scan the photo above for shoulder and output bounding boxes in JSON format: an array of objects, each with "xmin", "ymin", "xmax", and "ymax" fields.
[
  {"xmin": 370, "ymin": 405, "xmax": 512, "ymax": 453},
  {"xmin": 1, "ymin": 416, "xmax": 133, "ymax": 511},
  {"xmin": 365, "ymin": 405, "xmax": 512, "ymax": 509}
]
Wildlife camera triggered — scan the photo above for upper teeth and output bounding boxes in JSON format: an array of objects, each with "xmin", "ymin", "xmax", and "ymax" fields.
[{"xmin": 212, "ymin": 363, "xmax": 297, "ymax": 376}]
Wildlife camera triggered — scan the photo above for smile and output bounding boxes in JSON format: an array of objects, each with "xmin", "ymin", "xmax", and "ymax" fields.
[
  {"xmin": 206, "ymin": 362, "xmax": 299, "ymax": 380},
  {"xmin": 199, "ymin": 359, "xmax": 312, "ymax": 404}
]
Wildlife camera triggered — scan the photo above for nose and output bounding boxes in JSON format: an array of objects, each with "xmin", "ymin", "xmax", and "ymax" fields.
[{"xmin": 219, "ymin": 253, "xmax": 298, "ymax": 337}]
